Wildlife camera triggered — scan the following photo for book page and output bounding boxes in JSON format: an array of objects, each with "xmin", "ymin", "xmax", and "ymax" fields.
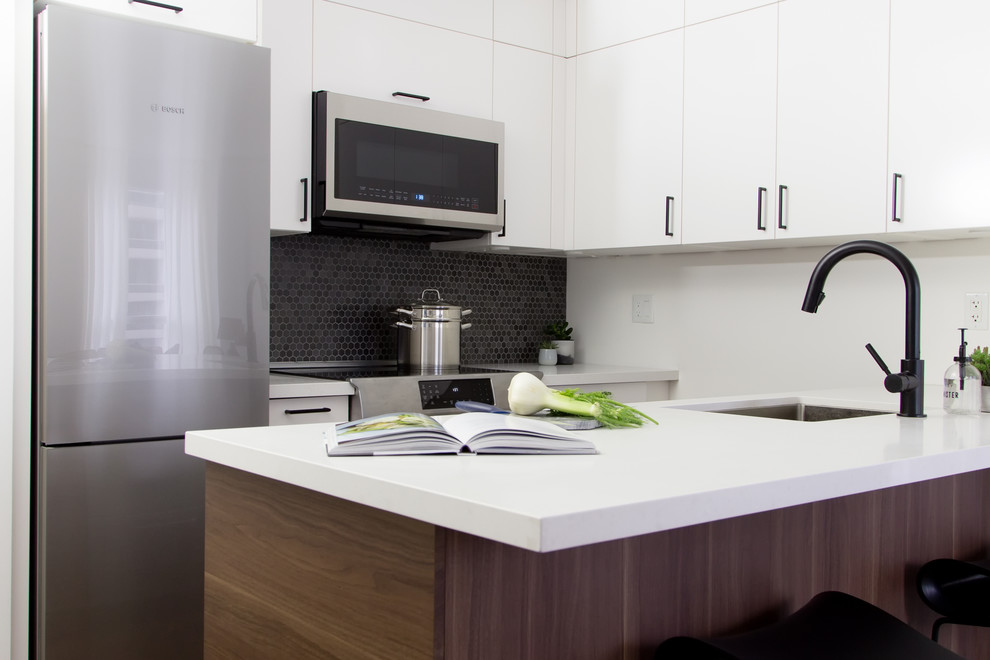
[
  {"xmin": 439, "ymin": 413, "xmax": 578, "ymax": 443},
  {"xmin": 330, "ymin": 413, "xmax": 460, "ymax": 455}
]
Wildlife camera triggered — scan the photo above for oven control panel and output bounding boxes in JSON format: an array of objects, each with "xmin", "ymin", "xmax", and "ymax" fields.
[
  {"xmin": 419, "ymin": 378, "xmax": 495, "ymax": 410},
  {"xmin": 348, "ymin": 371, "xmax": 529, "ymax": 419}
]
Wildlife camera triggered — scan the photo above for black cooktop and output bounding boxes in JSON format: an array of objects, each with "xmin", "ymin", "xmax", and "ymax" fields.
[{"xmin": 271, "ymin": 365, "xmax": 513, "ymax": 381}]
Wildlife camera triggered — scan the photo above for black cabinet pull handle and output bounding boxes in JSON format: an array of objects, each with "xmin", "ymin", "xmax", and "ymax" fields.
[
  {"xmin": 284, "ymin": 407, "xmax": 333, "ymax": 415},
  {"xmin": 777, "ymin": 184, "xmax": 788, "ymax": 230},
  {"xmin": 891, "ymin": 172, "xmax": 903, "ymax": 222},
  {"xmin": 757, "ymin": 187, "xmax": 767, "ymax": 231},
  {"xmin": 392, "ymin": 91, "xmax": 430, "ymax": 102},
  {"xmin": 300, "ymin": 178, "xmax": 308, "ymax": 223},
  {"xmin": 664, "ymin": 196, "xmax": 675, "ymax": 237},
  {"xmin": 498, "ymin": 199, "xmax": 506, "ymax": 237},
  {"xmin": 128, "ymin": 0, "xmax": 183, "ymax": 12}
]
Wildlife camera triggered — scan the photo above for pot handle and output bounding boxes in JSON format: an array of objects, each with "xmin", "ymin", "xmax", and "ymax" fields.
[
  {"xmin": 461, "ymin": 323, "xmax": 472, "ymax": 330},
  {"xmin": 395, "ymin": 308, "xmax": 413, "ymax": 315},
  {"xmin": 420, "ymin": 288, "xmax": 442, "ymax": 302},
  {"xmin": 394, "ymin": 321, "xmax": 414, "ymax": 329},
  {"xmin": 461, "ymin": 308, "xmax": 472, "ymax": 317}
]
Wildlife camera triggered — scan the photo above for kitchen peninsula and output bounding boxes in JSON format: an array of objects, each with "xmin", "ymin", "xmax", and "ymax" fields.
[{"xmin": 188, "ymin": 385, "xmax": 990, "ymax": 659}]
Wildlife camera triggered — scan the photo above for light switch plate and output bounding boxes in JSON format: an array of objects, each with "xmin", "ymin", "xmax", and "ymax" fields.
[{"xmin": 632, "ymin": 294, "xmax": 654, "ymax": 324}]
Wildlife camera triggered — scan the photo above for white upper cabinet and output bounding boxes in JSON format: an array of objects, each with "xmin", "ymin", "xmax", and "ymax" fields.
[
  {"xmin": 685, "ymin": 0, "xmax": 773, "ymax": 26},
  {"xmin": 45, "ymin": 0, "xmax": 259, "ymax": 41},
  {"xmin": 490, "ymin": 45, "xmax": 557, "ymax": 249},
  {"xmin": 887, "ymin": 0, "xmax": 990, "ymax": 232},
  {"xmin": 681, "ymin": 5, "xmax": 777, "ymax": 245},
  {"xmin": 494, "ymin": 0, "xmax": 557, "ymax": 53},
  {"xmin": 572, "ymin": 29, "xmax": 683, "ymax": 249},
  {"xmin": 260, "ymin": 0, "xmax": 312, "ymax": 235},
  {"xmin": 322, "ymin": 0, "xmax": 492, "ymax": 39},
  {"xmin": 440, "ymin": 45, "xmax": 563, "ymax": 252},
  {"xmin": 312, "ymin": 2, "xmax": 493, "ymax": 120},
  {"xmin": 574, "ymin": 0, "xmax": 683, "ymax": 54},
  {"xmin": 774, "ymin": 0, "xmax": 888, "ymax": 238}
]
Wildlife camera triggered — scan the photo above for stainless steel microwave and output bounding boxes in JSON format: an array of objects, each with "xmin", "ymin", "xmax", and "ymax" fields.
[{"xmin": 312, "ymin": 91, "xmax": 505, "ymax": 240}]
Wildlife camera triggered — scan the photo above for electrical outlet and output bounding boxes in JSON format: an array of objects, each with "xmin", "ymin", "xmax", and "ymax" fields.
[
  {"xmin": 966, "ymin": 293, "xmax": 989, "ymax": 330},
  {"xmin": 632, "ymin": 294, "xmax": 654, "ymax": 324}
]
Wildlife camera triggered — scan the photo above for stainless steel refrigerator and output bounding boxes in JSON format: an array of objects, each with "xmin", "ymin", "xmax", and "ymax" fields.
[{"xmin": 33, "ymin": 5, "xmax": 270, "ymax": 658}]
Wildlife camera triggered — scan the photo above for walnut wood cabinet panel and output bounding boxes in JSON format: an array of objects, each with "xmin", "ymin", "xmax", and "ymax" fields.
[{"xmin": 204, "ymin": 463, "xmax": 990, "ymax": 659}]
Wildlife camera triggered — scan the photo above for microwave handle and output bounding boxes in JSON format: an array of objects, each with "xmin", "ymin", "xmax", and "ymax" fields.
[
  {"xmin": 128, "ymin": 0, "xmax": 183, "ymax": 12},
  {"xmin": 392, "ymin": 91, "xmax": 430, "ymax": 102},
  {"xmin": 498, "ymin": 199, "xmax": 506, "ymax": 237}
]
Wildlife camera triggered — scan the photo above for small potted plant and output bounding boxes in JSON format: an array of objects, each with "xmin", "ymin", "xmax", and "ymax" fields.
[
  {"xmin": 971, "ymin": 346, "xmax": 990, "ymax": 411},
  {"xmin": 538, "ymin": 339, "xmax": 558, "ymax": 366},
  {"xmin": 545, "ymin": 321, "xmax": 574, "ymax": 365}
]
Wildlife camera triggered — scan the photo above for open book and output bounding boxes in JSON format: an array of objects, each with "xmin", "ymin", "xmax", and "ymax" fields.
[{"xmin": 325, "ymin": 412, "xmax": 598, "ymax": 456}]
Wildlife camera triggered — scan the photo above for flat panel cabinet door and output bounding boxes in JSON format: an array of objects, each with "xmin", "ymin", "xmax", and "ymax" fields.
[
  {"xmin": 261, "ymin": 0, "xmax": 313, "ymax": 234},
  {"xmin": 681, "ymin": 6, "xmax": 777, "ymax": 245},
  {"xmin": 49, "ymin": 0, "xmax": 259, "ymax": 42},
  {"xmin": 575, "ymin": 0, "xmax": 683, "ymax": 54},
  {"xmin": 494, "ymin": 0, "xmax": 555, "ymax": 53},
  {"xmin": 888, "ymin": 0, "xmax": 990, "ymax": 232},
  {"xmin": 321, "ymin": 0, "xmax": 493, "ymax": 39},
  {"xmin": 490, "ymin": 44, "xmax": 554, "ymax": 249},
  {"xmin": 573, "ymin": 30, "xmax": 683, "ymax": 250},
  {"xmin": 312, "ymin": 2, "xmax": 494, "ymax": 120},
  {"xmin": 685, "ymin": 0, "xmax": 774, "ymax": 25},
  {"xmin": 775, "ymin": 0, "xmax": 888, "ymax": 238}
]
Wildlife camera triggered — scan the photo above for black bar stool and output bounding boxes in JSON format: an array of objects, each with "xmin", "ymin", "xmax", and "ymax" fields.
[
  {"xmin": 654, "ymin": 591, "xmax": 963, "ymax": 660},
  {"xmin": 917, "ymin": 558, "xmax": 990, "ymax": 641}
]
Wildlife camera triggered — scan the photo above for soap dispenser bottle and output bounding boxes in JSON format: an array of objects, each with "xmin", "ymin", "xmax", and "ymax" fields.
[{"xmin": 944, "ymin": 328, "xmax": 982, "ymax": 415}]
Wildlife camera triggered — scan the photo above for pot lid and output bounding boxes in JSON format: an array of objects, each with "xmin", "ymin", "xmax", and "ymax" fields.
[
  {"xmin": 395, "ymin": 289, "xmax": 473, "ymax": 321},
  {"xmin": 410, "ymin": 288, "xmax": 457, "ymax": 309}
]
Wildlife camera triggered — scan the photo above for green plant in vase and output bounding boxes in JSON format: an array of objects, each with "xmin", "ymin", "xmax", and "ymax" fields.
[
  {"xmin": 545, "ymin": 321, "xmax": 575, "ymax": 364},
  {"xmin": 544, "ymin": 321, "xmax": 573, "ymax": 342},
  {"xmin": 971, "ymin": 346, "xmax": 990, "ymax": 386},
  {"xmin": 971, "ymin": 346, "xmax": 990, "ymax": 413}
]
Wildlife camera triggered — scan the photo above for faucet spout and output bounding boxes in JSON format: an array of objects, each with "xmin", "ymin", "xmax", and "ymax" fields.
[{"xmin": 801, "ymin": 240, "xmax": 924, "ymax": 417}]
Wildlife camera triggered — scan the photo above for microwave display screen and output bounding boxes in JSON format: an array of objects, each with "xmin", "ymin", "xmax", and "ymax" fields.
[{"xmin": 335, "ymin": 119, "xmax": 498, "ymax": 214}]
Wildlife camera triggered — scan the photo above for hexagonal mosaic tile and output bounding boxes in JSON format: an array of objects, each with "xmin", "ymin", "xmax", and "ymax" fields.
[{"xmin": 270, "ymin": 234, "xmax": 567, "ymax": 364}]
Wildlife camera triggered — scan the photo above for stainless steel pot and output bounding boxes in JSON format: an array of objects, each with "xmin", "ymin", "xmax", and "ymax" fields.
[{"xmin": 393, "ymin": 289, "xmax": 473, "ymax": 369}]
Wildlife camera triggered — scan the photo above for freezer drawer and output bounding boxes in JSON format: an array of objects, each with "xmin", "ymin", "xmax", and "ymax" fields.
[{"xmin": 36, "ymin": 439, "xmax": 205, "ymax": 660}]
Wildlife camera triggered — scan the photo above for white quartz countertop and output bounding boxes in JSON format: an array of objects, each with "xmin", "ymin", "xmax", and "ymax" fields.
[
  {"xmin": 189, "ymin": 384, "xmax": 990, "ymax": 553},
  {"xmin": 269, "ymin": 362, "xmax": 678, "ymax": 398},
  {"xmin": 269, "ymin": 371, "xmax": 355, "ymax": 397}
]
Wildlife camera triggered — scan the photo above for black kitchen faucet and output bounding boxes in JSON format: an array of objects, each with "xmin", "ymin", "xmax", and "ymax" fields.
[{"xmin": 801, "ymin": 240, "xmax": 925, "ymax": 418}]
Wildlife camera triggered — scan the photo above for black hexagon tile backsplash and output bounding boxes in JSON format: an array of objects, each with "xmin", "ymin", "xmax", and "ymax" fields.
[{"xmin": 270, "ymin": 234, "xmax": 567, "ymax": 364}]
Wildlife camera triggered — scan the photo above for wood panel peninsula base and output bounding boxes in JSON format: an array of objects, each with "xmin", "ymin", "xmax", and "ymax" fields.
[{"xmin": 203, "ymin": 462, "xmax": 990, "ymax": 660}]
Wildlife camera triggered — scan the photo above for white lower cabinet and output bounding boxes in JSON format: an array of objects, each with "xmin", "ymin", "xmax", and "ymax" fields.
[
  {"xmin": 45, "ymin": 0, "xmax": 259, "ymax": 41},
  {"xmin": 312, "ymin": 1, "xmax": 493, "ymax": 120},
  {"xmin": 269, "ymin": 396, "xmax": 349, "ymax": 425},
  {"xmin": 887, "ymin": 0, "xmax": 990, "ymax": 232},
  {"xmin": 572, "ymin": 29, "xmax": 683, "ymax": 250},
  {"xmin": 579, "ymin": 381, "xmax": 670, "ymax": 403},
  {"xmin": 681, "ymin": 5, "xmax": 777, "ymax": 245}
]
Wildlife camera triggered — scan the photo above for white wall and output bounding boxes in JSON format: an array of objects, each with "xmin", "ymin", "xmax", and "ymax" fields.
[{"xmin": 568, "ymin": 238, "xmax": 990, "ymax": 400}]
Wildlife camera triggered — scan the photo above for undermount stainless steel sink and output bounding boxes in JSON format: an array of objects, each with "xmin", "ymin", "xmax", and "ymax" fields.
[{"xmin": 674, "ymin": 400, "xmax": 891, "ymax": 422}]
